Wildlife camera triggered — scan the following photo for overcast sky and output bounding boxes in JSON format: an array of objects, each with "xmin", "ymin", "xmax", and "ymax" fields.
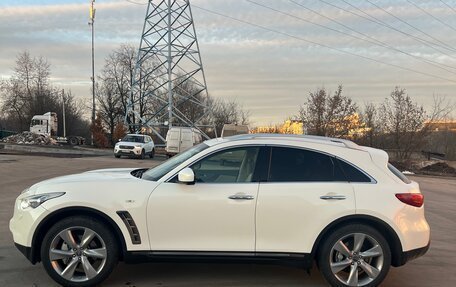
[{"xmin": 1, "ymin": 0, "xmax": 455, "ymax": 125}]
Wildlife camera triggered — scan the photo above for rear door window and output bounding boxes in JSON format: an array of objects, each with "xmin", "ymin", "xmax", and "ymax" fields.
[{"xmin": 268, "ymin": 147, "xmax": 346, "ymax": 182}]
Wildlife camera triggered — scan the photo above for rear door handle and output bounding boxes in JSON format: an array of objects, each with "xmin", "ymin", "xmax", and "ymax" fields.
[
  {"xmin": 229, "ymin": 194, "xmax": 255, "ymax": 200},
  {"xmin": 320, "ymin": 195, "xmax": 346, "ymax": 200}
]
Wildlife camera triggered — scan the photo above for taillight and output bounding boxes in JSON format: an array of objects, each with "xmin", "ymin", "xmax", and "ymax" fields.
[{"xmin": 395, "ymin": 193, "xmax": 424, "ymax": 207}]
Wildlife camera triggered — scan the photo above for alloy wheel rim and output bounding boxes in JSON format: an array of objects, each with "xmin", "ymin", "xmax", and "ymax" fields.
[
  {"xmin": 329, "ymin": 232, "xmax": 384, "ymax": 287},
  {"xmin": 49, "ymin": 226, "xmax": 107, "ymax": 282}
]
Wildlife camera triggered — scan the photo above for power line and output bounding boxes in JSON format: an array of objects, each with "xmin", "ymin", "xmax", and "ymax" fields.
[
  {"xmin": 365, "ymin": 0, "xmax": 456, "ymax": 53},
  {"xmin": 340, "ymin": 0, "xmax": 456, "ymax": 58},
  {"xmin": 439, "ymin": 0, "xmax": 456, "ymax": 15},
  {"xmin": 125, "ymin": 0, "xmax": 147, "ymax": 5},
  {"xmin": 281, "ymin": 0, "xmax": 456, "ymax": 74},
  {"xmin": 190, "ymin": 4, "xmax": 456, "ymax": 84},
  {"xmin": 406, "ymin": 0, "xmax": 456, "ymax": 33},
  {"xmin": 319, "ymin": 0, "xmax": 456, "ymax": 60}
]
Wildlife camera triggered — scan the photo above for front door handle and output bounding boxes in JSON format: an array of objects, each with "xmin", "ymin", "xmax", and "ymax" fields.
[
  {"xmin": 229, "ymin": 194, "xmax": 255, "ymax": 200},
  {"xmin": 320, "ymin": 195, "xmax": 346, "ymax": 200}
]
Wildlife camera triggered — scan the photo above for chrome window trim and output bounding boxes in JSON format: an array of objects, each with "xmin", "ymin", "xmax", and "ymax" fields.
[{"xmin": 161, "ymin": 143, "xmax": 377, "ymax": 184}]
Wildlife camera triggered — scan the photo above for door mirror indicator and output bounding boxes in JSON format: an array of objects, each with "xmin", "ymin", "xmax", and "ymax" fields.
[{"xmin": 178, "ymin": 168, "xmax": 195, "ymax": 184}]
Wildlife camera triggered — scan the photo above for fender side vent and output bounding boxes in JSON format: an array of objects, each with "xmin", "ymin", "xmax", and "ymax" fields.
[{"xmin": 117, "ymin": 211, "xmax": 141, "ymax": 244}]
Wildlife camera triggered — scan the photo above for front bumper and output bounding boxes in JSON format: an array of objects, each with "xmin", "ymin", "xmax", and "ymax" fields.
[
  {"xmin": 10, "ymin": 196, "xmax": 48, "ymax": 254},
  {"xmin": 114, "ymin": 147, "xmax": 142, "ymax": 156},
  {"xmin": 14, "ymin": 243, "xmax": 35, "ymax": 264}
]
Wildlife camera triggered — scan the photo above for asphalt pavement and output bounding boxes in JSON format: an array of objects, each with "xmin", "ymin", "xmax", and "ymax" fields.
[{"xmin": 0, "ymin": 154, "xmax": 455, "ymax": 286}]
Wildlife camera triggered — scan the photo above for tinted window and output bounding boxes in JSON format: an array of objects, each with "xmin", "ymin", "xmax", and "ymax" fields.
[
  {"xmin": 142, "ymin": 143, "xmax": 209, "ymax": 181},
  {"xmin": 122, "ymin": 135, "xmax": 145, "ymax": 143},
  {"xmin": 268, "ymin": 147, "xmax": 345, "ymax": 182},
  {"xmin": 191, "ymin": 147, "xmax": 260, "ymax": 183},
  {"xmin": 388, "ymin": 163, "xmax": 411, "ymax": 184},
  {"xmin": 335, "ymin": 158, "xmax": 372, "ymax": 183}
]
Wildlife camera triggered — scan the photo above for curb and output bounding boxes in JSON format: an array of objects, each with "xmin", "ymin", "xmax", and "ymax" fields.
[{"xmin": 0, "ymin": 143, "xmax": 110, "ymax": 157}]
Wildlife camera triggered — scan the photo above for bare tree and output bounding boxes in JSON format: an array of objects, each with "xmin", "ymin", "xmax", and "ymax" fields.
[
  {"xmin": 299, "ymin": 85, "xmax": 358, "ymax": 137},
  {"xmin": 360, "ymin": 103, "xmax": 378, "ymax": 147},
  {"xmin": 211, "ymin": 98, "xmax": 250, "ymax": 134},
  {"xmin": 95, "ymin": 80, "xmax": 122, "ymax": 145},
  {"xmin": 1, "ymin": 51, "xmax": 89, "ymax": 138},
  {"xmin": 99, "ymin": 44, "xmax": 163, "ymax": 133},
  {"xmin": 379, "ymin": 87, "xmax": 428, "ymax": 160}
]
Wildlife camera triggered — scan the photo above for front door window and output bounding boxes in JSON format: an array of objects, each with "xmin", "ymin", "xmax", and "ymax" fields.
[{"xmin": 190, "ymin": 147, "xmax": 260, "ymax": 183}]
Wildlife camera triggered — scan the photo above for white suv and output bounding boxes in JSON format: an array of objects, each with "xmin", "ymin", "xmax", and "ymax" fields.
[
  {"xmin": 114, "ymin": 134, "xmax": 155, "ymax": 159},
  {"xmin": 10, "ymin": 134, "xmax": 430, "ymax": 287}
]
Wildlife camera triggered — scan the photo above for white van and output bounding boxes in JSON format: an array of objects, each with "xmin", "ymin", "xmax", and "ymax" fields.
[
  {"xmin": 221, "ymin": 124, "xmax": 249, "ymax": 137},
  {"xmin": 165, "ymin": 127, "xmax": 203, "ymax": 157}
]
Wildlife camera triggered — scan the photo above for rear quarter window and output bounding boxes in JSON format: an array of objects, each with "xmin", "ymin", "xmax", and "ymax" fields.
[{"xmin": 335, "ymin": 158, "xmax": 373, "ymax": 183}]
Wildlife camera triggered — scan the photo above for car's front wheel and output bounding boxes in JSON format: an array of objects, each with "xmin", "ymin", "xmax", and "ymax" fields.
[
  {"xmin": 318, "ymin": 224, "xmax": 391, "ymax": 287},
  {"xmin": 41, "ymin": 216, "xmax": 119, "ymax": 287},
  {"xmin": 149, "ymin": 148, "xmax": 155, "ymax": 159},
  {"xmin": 139, "ymin": 149, "xmax": 145, "ymax": 160}
]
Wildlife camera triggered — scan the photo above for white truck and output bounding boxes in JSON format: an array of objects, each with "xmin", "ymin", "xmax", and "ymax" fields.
[
  {"xmin": 30, "ymin": 112, "xmax": 85, "ymax": 145},
  {"xmin": 221, "ymin": 124, "xmax": 249, "ymax": 137},
  {"xmin": 165, "ymin": 127, "xmax": 202, "ymax": 157}
]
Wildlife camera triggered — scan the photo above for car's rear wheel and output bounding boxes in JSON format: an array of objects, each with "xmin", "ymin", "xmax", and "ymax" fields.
[
  {"xmin": 318, "ymin": 224, "xmax": 391, "ymax": 287},
  {"xmin": 41, "ymin": 216, "xmax": 118, "ymax": 287}
]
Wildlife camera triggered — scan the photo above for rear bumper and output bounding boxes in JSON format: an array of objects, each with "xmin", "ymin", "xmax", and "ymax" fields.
[{"xmin": 395, "ymin": 241, "xmax": 430, "ymax": 266}]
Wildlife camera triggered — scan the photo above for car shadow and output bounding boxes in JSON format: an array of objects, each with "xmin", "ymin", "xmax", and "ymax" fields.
[{"xmin": 102, "ymin": 262, "xmax": 327, "ymax": 287}]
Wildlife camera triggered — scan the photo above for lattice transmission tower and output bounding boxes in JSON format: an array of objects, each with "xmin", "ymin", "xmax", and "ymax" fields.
[{"xmin": 125, "ymin": 0, "xmax": 215, "ymax": 142}]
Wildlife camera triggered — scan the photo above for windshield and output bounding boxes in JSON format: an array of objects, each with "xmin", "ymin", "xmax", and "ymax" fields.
[
  {"xmin": 122, "ymin": 135, "xmax": 145, "ymax": 143},
  {"xmin": 142, "ymin": 143, "xmax": 209, "ymax": 181}
]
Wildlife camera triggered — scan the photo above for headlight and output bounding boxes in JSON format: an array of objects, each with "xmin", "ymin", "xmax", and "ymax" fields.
[
  {"xmin": 135, "ymin": 145, "xmax": 142, "ymax": 148},
  {"xmin": 20, "ymin": 192, "xmax": 65, "ymax": 209}
]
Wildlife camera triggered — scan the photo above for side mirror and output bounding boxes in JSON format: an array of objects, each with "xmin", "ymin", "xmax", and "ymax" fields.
[
  {"xmin": 178, "ymin": 167, "xmax": 195, "ymax": 184},
  {"xmin": 118, "ymin": 139, "xmax": 122, "ymax": 142}
]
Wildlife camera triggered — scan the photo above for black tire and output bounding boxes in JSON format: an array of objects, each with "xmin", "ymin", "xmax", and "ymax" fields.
[
  {"xmin": 68, "ymin": 137, "xmax": 78, "ymax": 146},
  {"xmin": 41, "ymin": 216, "xmax": 119, "ymax": 287},
  {"xmin": 114, "ymin": 154, "xmax": 121, "ymax": 158},
  {"xmin": 317, "ymin": 224, "xmax": 391, "ymax": 287},
  {"xmin": 139, "ymin": 149, "xmax": 145, "ymax": 160},
  {"xmin": 149, "ymin": 148, "xmax": 155, "ymax": 159}
]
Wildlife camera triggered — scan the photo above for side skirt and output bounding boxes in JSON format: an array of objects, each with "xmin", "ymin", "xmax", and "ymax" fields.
[{"xmin": 124, "ymin": 251, "xmax": 313, "ymax": 269}]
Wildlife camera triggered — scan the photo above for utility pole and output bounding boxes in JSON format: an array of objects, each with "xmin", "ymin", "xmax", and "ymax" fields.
[
  {"xmin": 62, "ymin": 89, "xmax": 66, "ymax": 138},
  {"xmin": 89, "ymin": 0, "xmax": 96, "ymax": 145}
]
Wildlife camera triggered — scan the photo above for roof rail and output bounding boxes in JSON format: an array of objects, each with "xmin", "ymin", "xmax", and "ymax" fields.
[{"xmin": 223, "ymin": 133, "xmax": 363, "ymax": 150}]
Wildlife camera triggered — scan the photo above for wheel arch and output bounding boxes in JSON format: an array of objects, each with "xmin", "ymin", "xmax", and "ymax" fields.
[
  {"xmin": 30, "ymin": 206, "xmax": 127, "ymax": 264},
  {"xmin": 310, "ymin": 214, "xmax": 404, "ymax": 267}
]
